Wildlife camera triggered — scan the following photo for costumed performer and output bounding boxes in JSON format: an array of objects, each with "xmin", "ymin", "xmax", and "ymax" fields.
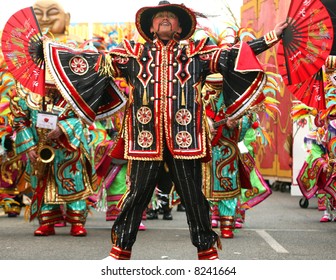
[{"xmin": 39, "ymin": 0, "xmax": 287, "ymax": 259}]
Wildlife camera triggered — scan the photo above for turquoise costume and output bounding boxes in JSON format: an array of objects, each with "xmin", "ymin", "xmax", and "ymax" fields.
[
  {"xmin": 204, "ymin": 86, "xmax": 253, "ymax": 238},
  {"xmin": 203, "ymin": 76, "xmax": 272, "ymax": 237},
  {"xmin": 11, "ymin": 83, "xmax": 97, "ymax": 227}
]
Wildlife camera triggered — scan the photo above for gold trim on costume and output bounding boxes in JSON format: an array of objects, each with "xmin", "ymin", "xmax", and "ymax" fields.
[{"xmin": 264, "ymin": 30, "xmax": 279, "ymax": 46}]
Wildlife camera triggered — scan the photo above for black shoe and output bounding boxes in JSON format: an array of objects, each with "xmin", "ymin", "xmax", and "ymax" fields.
[
  {"xmin": 7, "ymin": 212, "xmax": 18, "ymax": 218},
  {"xmin": 177, "ymin": 204, "xmax": 185, "ymax": 212},
  {"xmin": 162, "ymin": 211, "xmax": 173, "ymax": 220},
  {"xmin": 146, "ymin": 210, "xmax": 158, "ymax": 220}
]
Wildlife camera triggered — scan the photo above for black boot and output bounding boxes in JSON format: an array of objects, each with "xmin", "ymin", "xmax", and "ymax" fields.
[
  {"xmin": 159, "ymin": 193, "xmax": 173, "ymax": 220},
  {"xmin": 146, "ymin": 209, "xmax": 158, "ymax": 220},
  {"xmin": 162, "ymin": 208, "xmax": 173, "ymax": 220}
]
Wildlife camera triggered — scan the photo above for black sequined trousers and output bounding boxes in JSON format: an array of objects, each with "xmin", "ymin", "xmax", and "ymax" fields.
[{"xmin": 111, "ymin": 148, "xmax": 218, "ymax": 251}]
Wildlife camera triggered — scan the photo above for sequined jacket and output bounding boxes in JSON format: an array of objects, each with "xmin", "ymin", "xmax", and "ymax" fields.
[{"xmin": 109, "ymin": 32, "xmax": 278, "ymax": 161}]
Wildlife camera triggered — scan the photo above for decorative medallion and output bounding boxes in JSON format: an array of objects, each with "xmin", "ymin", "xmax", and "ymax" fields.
[
  {"xmin": 175, "ymin": 131, "xmax": 192, "ymax": 148},
  {"xmin": 175, "ymin": 109, "xmax": 192, "ymax": 125},
  {"xmin": 136, "ymin": 106, "xmax": 152, "ymax": 124},
  {"xmin": 137, "ymin": 130, "xmax": 153, "ymax": 148},
  {"xmin": 69, "ymin": 56, "xmax": 89, "ymax": 75}
]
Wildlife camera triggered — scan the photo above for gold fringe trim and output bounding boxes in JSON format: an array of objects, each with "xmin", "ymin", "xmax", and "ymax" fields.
[
  {"xmin": 325, "ymin": 55, "xmax": 336, "ymax": 70},
  {"xmin": 24, "ymin": 205, "xmax": 30, "ymax": 222},
  {"xmin": 264, "ymin": 30, "xmax": 279, "ymax": 45},
  {"xmin": 98, "ymin": 53, "xmax": 115, "ymax": 77}
]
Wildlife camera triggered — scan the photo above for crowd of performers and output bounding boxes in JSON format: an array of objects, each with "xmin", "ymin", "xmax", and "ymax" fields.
[
  {"xmin": 294, "ymin": 55, "xmax": 336, "ymax": 223},
  {"xmin": 0, "ymin": 52, "xmax": 275, "ymax": 235},
  {"xmin": 0, "ymin": 65, "xmax": 279, "ymax": 243},
  {"xmin": 0, "ymin": 0, "xmax": 315, "ymax": 260}
]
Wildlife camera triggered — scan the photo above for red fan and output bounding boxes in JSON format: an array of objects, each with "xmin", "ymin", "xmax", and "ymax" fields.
[
  {"xmin": 287, "ymin": 68, "xmax": 326, "ymax": 110},
  {"xmin": 1, "ymin": 7, "xmax": 45, "ymax": 96},
  {"xmin": 321, "ymin": 0, "xmax": 336, "ymax": 55},
  {"xmin": 277, "ymin": 0, "xmax": 334, "ymax": 85}
]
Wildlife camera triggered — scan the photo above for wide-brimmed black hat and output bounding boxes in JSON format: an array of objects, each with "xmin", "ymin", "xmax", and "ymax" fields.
[{"xmin": 135, "ymin": 1, "xmax": 196, "ymax": 42}]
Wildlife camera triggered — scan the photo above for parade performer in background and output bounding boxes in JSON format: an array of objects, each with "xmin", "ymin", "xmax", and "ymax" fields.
[
  {"xmin": 322, "ymin": 55, "xmax": 336, "ymax": 220},
  {"xmin": 6, "ymin": 0, "xmax": 103, "ymax": 236},
  {"xmin": 204, "ymin": 85, "xmax": 275, "ymax": 236},
  {"xmin": 296, "ymin": 129, "xmax": 332, "ymax": 221},
  {"xmin": 92, "ymin": 118, "xmax": 127, "ymax": 221},
  {"xmin": 33, "ymin": 0, "xmax": 86, "ymax": 228},
  {"xmin": 203, "ymin": 73, "xmax": 273, "ymax": 238},
  {"xmin": 0, "ymin": 49, "xmax": 27, "ymax": 218},
  {"xmin": 196, "ymin": 18, "xmax": 277, "ymax": 237},
  {"xmin": 237, "ymin": 118, "xmax": 273, "ymax": 227},
  {"xmin": 0, "ymin": 123, "xmax": 26, "ymax": 217},
  {"xmin": 0, "ymin": 119, "xmax": 25, "ymax": 217},
  {"xmin": 11, "ymin": 76, "xmax": 98, "ymax": 236},
  {"xmin": 296, "ymin": 55, "xmax": 336, "ymax": 222},
  {"xmin": 322, "ymin": 119, "xmax": 336, "ymax": 221},
  {"xmin": 146, "ymin": 163, "xmax": 174, "ymax": 221},
  {"xmin": 203, "ymin": 74, "xmax": 251, "ymax": 238}
]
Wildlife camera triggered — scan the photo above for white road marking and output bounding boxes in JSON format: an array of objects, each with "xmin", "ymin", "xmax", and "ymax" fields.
[{"xmin": 256, "ymin": 229, "xmax": 288, "ymax": 253}]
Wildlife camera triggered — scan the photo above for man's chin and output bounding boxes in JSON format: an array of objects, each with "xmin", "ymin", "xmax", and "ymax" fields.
[{"xmin": 156, "ymin": 29, "xmax": 175, "ymax": 39}]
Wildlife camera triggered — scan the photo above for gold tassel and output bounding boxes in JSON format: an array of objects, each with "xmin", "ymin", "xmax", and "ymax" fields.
[
  {"xmin": 142, "ymin": 87, "xmax": 148, "ymax": 105},
  {"xmin": 181, "ymin": 87, "xmax": 186, "ymax": 106},
  {"xmin": 24, "ymin": 205, "xmax": 30, "ymax": 222},
  {"xmin": 97, "ymin": 54, "xmax": 115, "ymax": 77}
]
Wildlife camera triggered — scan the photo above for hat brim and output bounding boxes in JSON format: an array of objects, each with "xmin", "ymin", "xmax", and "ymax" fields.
[{"xmin": 135, "ymin": 3, "xmax": 196, "ymax": 42}]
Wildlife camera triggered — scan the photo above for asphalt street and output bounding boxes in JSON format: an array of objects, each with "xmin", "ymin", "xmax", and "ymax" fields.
[{"xmin": 1, "ymin": 188, "xmax": 335, "ymax": 261}]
